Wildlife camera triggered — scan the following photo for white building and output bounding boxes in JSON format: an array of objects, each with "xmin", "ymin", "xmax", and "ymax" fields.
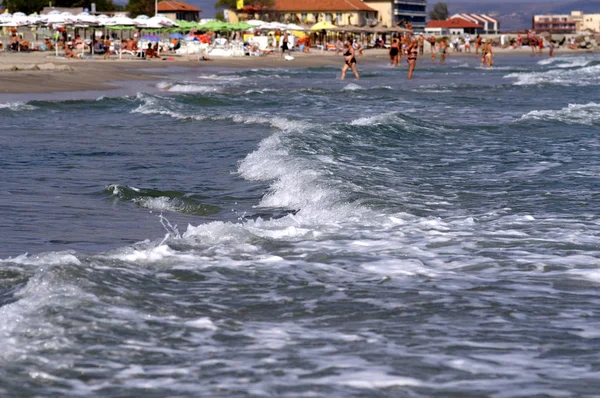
[{"xmin": 450, "ymin": 13, "xmax": 499, "ymax": 34}]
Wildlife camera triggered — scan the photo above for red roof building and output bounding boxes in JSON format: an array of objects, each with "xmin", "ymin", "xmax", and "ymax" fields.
[
  {"xmin": 272, "ymin": 0, "xmax": 375, "ymax": 12},
  {"xmin": 425, "ymin": 17, "xmax": 483, "ymax": 35},
  {"xmin": 268, "ymin": 0, "xmax": 377, "ymax": 26},
  {"xmin": 157, "ymin": 1, "xmax": 201, "ymax": 21}
]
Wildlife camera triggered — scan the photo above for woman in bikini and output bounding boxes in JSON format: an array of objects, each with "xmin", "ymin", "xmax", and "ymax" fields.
[
  {"xmin": 481, "ymin": 40, "xmax": 494, "ymax": 68},
  {"xmin": 340, "ymin": 40, "xmax": 360, "ymax": 80},
  {"xmin": 389, "ymin": 38, "xmax": 400, "ymax": 67},
  {"xmin": 406, "ymin": 36, "xmax": 419, "ymax": 79}
]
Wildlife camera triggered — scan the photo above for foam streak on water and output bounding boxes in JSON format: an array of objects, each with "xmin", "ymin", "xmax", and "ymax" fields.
[{"xmin": 1, "ymin": 54, "xmax": 600, "ymax": 397}]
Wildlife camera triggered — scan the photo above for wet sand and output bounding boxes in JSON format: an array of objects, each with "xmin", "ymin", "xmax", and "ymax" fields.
[{"xmin": 0, "ymin": 47, "xmax": 594, "ymax": 95}]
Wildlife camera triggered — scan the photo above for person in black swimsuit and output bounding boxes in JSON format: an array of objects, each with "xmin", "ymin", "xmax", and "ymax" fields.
[
  {"xmin": 406, "ymin": 36, "xmax": 419, "ymax": 80},
  {"xmin": 340, "ymin": 39, "xmax": 360, "ymax": 80},
  {"xmin": 280, "ymin": 32, "xmax": 291, "ymax": 58},
  {"xmin": 389, "ymin": 38, "xmax": 400, "ymax": 67}
]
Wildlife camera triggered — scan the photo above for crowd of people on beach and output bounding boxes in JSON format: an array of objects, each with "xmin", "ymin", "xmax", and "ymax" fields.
[{"xmin": 1, "ymin": 24, "xmax": 595, "ymax": 83}]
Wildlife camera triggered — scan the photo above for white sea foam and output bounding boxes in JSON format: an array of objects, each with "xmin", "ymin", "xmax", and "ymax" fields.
[
  {"xmin": 0, "ymin": 101, "xmax": 37, "ymax": 111},
  {"xmin": 166, "ymin": 84, "xmax": 222, "ymax": 93},
  {"xmin": 197, "ymin": 74, "xmax": 247, "ymax": 82},
  {"xmin": 505, "ymin": 64, "xmax": 600, "ymax": 86},
  {"xmin": 350, "ymin": 112, "xmax": 403, "ymax": 126},
  {"xmin": 538, "ymin": 56, "xmax": 591, "ymax": 68},
  {"xmin": 0, "ymin": 252, "xmax": 85, "ymax": 359},
  {"xmin": 341, "ymin": 83, "xmax": 363, "ymax": 91},
  {"xmin": 521, "ymin": 102, "xmax": 600, "ymax": 125},
  {"xmin": 133, "ymin": 196, "xmax": 178, "ymax": 212}
]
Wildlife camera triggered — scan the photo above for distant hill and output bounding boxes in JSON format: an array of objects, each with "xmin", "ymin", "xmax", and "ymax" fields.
[{"xmin": 443, "ymin": 0, "xmax": 600, "ymax": 31}]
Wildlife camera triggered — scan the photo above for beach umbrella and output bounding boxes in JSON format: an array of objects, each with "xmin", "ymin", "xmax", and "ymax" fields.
[
  {"xmin": 286, "ymin": 23, "xmax": 307, "ymax": 31},
  {"xmin": 198, "ymin": 20, "xmax": 228, "ymax": 31},
  {"xmin": 106, "ymin": 25, "xmax": 136, "ymax": 30},
  {"xmin": 0, "ymin": 12, "xmax": 34, "ymax": 26},
  {"xmin": 75, "ymin": 12, "xmax": 98, "ymax": 25},
  {"xmin": 104, "ymin": 15, "xmax": 138, "ymax": 26},
  {"xmin": 246, "ymin": 19, "xmax": 264, "ymax": 26},
  {"xmin": 227, "ymin": 22, "xmax": 244, "ymax": 31},
  {"xmin": 147, "ymin": 15, "xmax": 178, "ymax": 27},
  {"xmin": 42, "ymin": 11, "xmax": 74, "ymax": 25},
  {"xmin": 310, "ymin": 21, "xmax": 337, "ymax": 31},
  {"xmin": 169, "ymin": 32, "xmax": 184, "ymax": 39}
]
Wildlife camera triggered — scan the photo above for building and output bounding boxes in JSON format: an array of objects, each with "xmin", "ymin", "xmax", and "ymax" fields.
[
  {"xmin": 363, "ymin": 0, "xmax": 427, "ymax": 30},
  {"xmin": 532, "ymin": 11, "xmax": 600, "ymax": 33},
  {"xmin": 157, "ymin": 0, "xmax": 201, "ymax": 22},
  {"xmin": 268, "ymin": 0, "xmax": 378, "ymax": 26},
  {"xmin": 41, "ymin": 7, "xmax": 85, "ymax": 15},
  {"xmin": 450, "ymin": 13, "xmax": 499, "ymax": 34},
  {"xmin": 425, "ymin": 17, "xmax": 482, "ymax": 35},
  {"xmin": 582, "ymin": 13, "xmax": 600, "ymax": 32}
]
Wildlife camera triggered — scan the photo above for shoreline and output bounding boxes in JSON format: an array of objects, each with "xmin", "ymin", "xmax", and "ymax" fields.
[{"xmin": 0, "ymin": 47, "xmax": 596, "ymax": 95}]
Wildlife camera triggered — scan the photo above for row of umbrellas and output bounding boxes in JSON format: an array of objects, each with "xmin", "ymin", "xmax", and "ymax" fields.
[{"xmin": 0, "ymin": 11, "xmax": 177, "ymax": 28}]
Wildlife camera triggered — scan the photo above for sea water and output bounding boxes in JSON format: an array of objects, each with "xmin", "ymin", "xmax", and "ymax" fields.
[{"xmin": 1, "ymin": 54, "xmax": 599, "ymax": 397}]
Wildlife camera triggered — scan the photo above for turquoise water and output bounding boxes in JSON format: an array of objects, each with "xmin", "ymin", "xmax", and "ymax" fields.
[{"xmin": 1, "ymin": 54, "xmax": 599, "ymax": 397}]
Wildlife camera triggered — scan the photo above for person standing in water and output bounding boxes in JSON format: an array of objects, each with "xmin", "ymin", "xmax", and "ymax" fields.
[
  {"xmin": 340, "ymin": 39, "xmax": 360, "ymax": 80},
  {"xmin": 406, "ymin": 36, "xmax": 419, "ymax": 79},
  {"xmin": 439, "ymin": 38, "xmax": 448, "ymax": 65},
  {"xmin": 389, "ymin": 38, "xmax": 400, "ymax": 67},
  {"xmin": 280, "ymin": 32, "xmax": 291, "ymax": 58},
  {"xmin": 475, "ymin": 34, "xmax": 482, "ymax": 55},
  {"xmin": 481, "ymin": 39, "xmax": 494, "ymax": 67},
  {"xmin": 428, "ymin": 35, "xmax": 437, "ymax": 64}
]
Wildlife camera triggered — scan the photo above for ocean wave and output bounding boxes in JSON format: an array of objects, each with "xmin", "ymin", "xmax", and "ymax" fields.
[
  {"xmin": 341, "ymin": 83, "xmax": 363, "ymax": 91},
  {"xmin": 520, "ymin": 102, "xmax": 600, "ymax": 125},
  {"xmin": 197, "ymin": 74, "xmax": 247, "ymax": 82},
  {"xmin": 538, "ymin": 56, "xmax": 592, "ymax": 68},
  {"xmin": 131, "ymin": 93, "xmax": 311, "ymax": 131},
  {"xmin": 504, "ymin": 64, "xmax": 600, "ymax": 86},
  {"xmin": 0, "ymin": 101, "xmax": 37, "ymax": 111},
  {"xmin": 156, "ymin": 82, "xmax": 222, "ymax": 93},
  {"xmin": 105, "ymin": 184, "xmax": 221, "ymax": 216}
]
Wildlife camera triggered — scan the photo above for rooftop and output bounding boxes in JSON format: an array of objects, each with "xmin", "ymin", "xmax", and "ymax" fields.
[
  {"xmin": 272, "ymin": 0, "xmax": 375, "ymax": 12},
  {"xmin": 426, "ymin": 18, "xmax": 482, "ymax": 29},
  {"xmin": 157, "ymin": 1, "xmax": 201, "ymax": 13}
]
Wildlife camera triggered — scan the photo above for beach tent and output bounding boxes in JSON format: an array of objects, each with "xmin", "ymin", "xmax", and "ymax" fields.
[{"xmin": 310, "ymin": 21, "xmax": 337, "ymax": 31}]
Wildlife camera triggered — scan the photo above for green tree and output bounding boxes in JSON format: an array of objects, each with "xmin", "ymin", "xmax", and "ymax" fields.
[
  {"xmin": 126, "ymin": 0, "xmax": 154, "ymax": 17},
  {"xmin": 0, "ymin": 0, "xmax": 46, "ymax": 14},
  {"xmin": 54, "ymin": 0, "xmax": 118, "ymax": 11},
  {"xmin": 215, "ymin": 10, "xmax": 226, "ymax": 21},
  {"xmin": 0, "ymin": 0, "xmax": 118, "ymax": 13},
  {"xmin": 429, "ymin": 2, "xmax": 449, "ymax": 20}
]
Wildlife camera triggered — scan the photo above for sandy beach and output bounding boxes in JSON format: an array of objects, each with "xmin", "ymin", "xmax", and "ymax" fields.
[{"xmin": 0, "ymin": 46, "xmax": 595, "ymax": 94}]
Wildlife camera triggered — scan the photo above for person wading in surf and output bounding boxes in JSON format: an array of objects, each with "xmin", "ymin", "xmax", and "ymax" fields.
[
  {"xmin": 340, "ymin": 39, "xmax": 360, "ymax": 80},
  {"xmin": 406, "ymin": 36, "xmax": 419, "ymax": 79}
]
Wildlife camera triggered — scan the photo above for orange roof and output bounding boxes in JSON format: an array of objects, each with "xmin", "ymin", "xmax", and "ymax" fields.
[
  {"xmin": 272, "ymin": 0, "xmax": 375, "ymax": 12},
  {"xmin": 157, "ymin": 0, "xmax": 201, "ymax": 12},
  {"xmin": 427, "ymin": 18, "xmax": 482, "ymax": 29}
]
